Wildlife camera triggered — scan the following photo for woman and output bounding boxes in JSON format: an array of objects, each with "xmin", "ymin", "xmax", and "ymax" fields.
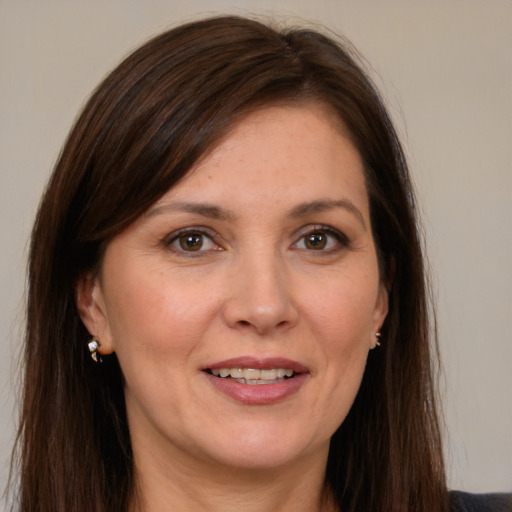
[{"xmin": 10, "ymin": 15, "xmax": 510, "ymax": 512}]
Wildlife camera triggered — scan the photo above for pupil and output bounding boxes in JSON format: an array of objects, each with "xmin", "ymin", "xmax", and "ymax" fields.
[
  {"xmin": 307, "ymin": 233, "xmax": 326, "ymax": 250},
  {"xmin": 180, "ymin": 234, "xmax": 202, "ymax": 251}
]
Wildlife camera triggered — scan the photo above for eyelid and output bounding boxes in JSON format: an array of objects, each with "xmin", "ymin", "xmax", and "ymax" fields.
[
  {"xmin": 291, "ymin": 224, "xmax": 350, "ymax": 251},
  {"xmin": 164, "ymin": 226, "xmax": 223, "ymax": 253}
]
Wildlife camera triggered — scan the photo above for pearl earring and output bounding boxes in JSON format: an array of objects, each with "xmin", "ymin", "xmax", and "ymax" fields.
[{"xmin": 87, "ymin": 337, "xmax": 102, "ymax": 363}]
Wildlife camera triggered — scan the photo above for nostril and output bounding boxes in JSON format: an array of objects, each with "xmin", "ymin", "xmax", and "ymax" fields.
[{"xmin": 225, "ymin": 299, "xmax": 299, "ymax": 334}]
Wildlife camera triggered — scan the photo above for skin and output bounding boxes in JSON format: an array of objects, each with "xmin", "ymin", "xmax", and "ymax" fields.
[{"xmin": 77, "ymin": 104, "xmax": 388, "ymax": 512}]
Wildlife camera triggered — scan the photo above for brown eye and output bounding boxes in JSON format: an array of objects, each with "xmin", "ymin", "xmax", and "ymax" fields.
[
  {"xmin": 293, "ymin": 227, "xmax": 347, "ymax": 252},
  {"xmin": 178, "ymin": 233, "xmax": 204, "ymax": 251},
  {"xmin": 167, "ymin": 228, "xmax": 219, "ymax": 255},
  {"xmin": 305, "ymin": 232, "xmax": 327, "ymax": 250}
]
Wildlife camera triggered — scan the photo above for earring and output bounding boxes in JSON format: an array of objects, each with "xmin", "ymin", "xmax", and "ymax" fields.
[
  {"xmin": 88, "ymin": 337, "xmax": 102, "ymax": 363},
  {"xmin": 375, "ymin": 332, "xmax": 382, "ymax": 347}
]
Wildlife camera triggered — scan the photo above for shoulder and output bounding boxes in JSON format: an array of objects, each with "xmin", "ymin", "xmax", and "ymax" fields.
[{"xmin": 450, "ymin": 491, "xmax": 512, "ymax": 512}]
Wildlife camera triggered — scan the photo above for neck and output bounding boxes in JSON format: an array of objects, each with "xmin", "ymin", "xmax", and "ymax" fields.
[{"xmin": 130, "ymin": 441, "xmax": 337, "ymax": 512}]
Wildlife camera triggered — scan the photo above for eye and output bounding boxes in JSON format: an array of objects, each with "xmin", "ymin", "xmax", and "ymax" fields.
[
  {"xmin": 293, "ymin": 227, "xmax": 347, "ymax": 251},
  {"xmin": 303, "ymin": 232, "xmax": 329, "ymax": 250},
  {"xmin": 167, "ymin": 230, "xmax": 218, "ymax": 253}
]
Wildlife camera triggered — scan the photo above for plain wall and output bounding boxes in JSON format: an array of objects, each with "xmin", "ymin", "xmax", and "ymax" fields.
[{"xmin": 1, "ymin": 0, "xmax": 511, "ymax": 503}]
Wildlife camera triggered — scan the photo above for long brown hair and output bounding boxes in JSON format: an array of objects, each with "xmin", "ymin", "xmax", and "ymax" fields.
[{"xmin": 11, "ymin": 15, "xmax": 447, "ymax": 512}]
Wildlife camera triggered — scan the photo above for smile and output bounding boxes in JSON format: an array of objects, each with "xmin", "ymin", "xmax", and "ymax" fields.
[
  {"xmin": 207, "ymin": 368, "xmax": 295, "ymax": 385},
  {"xmin": 203, "ymin": 357, "xmax": 308, "ymax": 404}
]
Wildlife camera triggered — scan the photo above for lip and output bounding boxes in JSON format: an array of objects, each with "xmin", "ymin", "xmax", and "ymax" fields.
[
  {"xmin": 202, "ymin": 356, "xmax": 310, "ymax": 405},
  {"xmin": 203, "ymin": 356, "xmax": 309, "ymax": 373}
]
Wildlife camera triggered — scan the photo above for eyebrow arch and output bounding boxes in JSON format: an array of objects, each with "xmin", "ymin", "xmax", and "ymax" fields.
[
  {"xmin": 289, "ymin": 199, "xmax": 366, "ymax": 230},
  {"xmin": 146, "ymin": 198, "xmax": 366, "ymax": 229},
  {"xmin": 146, "ymin": 201, "xmax": 236, "ymax": 222}
]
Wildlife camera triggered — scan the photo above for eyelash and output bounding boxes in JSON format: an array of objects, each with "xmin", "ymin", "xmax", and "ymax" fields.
[
  {"xmin": 292, "ymin": 225, "xmax": 349, "ymax": 253},
  {"xmin": 164, "ymin": 225, "xmax": 349, "ymax": 255},
  {"xmin": 165, "ymin": 227, "xmax": 221, "ymax": 255}
]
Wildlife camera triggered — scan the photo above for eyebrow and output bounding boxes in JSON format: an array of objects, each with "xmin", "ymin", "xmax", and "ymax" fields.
[
  {"xmin": 146, "ymin": 201, "xmax": 236, "ymax": 221},
  {"xmin": 146, "ymin": 198, "xmax": 366, "ymax": 229},
  {"xmin": 289, "ymin": 199, "xmax": 366, "ymax": 229}
]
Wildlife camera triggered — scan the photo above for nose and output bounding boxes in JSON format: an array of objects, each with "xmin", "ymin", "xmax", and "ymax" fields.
[{"xmin": 221, "ymin": 253, "xmax": 299, "ymax": 335}]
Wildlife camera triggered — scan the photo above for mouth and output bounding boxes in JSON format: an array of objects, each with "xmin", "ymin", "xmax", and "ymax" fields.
[
  {"xmin": 205, "ymin": 367, "xmax": 296, "ymax": 385},
  {"xmin": 201, "ymin": 357, "xmax": 309, "ymax": 403}
]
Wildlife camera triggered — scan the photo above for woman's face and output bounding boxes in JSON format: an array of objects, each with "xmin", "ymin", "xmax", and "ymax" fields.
[{"xmin": 79, "ymin": 104, "xmax": 388, "ymax": 473}]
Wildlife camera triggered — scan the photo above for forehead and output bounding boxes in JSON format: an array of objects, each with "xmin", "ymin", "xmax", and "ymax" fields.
[{"xmin": 152, "ymin": 103, "xmax": 369, "ymax": 219}]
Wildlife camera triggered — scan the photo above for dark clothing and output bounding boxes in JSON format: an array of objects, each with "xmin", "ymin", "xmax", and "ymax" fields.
[{"xmin": 450, "ymin": 491, "xmax": 512, "ymax": 512}]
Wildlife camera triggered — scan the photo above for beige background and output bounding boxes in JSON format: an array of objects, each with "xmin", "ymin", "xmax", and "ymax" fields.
[{"xmin": 1, "ymin": 0, "xmax": 511, "ymax": 501}]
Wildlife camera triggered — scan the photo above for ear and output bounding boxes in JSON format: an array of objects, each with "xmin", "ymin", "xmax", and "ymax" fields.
[
  {"xmin": 371, "ymin": 283, "xmax": 389, "ymax": 349},
  {"xmin": 75, "ymin": 273, "xmax": 115, "ymax": 355}
]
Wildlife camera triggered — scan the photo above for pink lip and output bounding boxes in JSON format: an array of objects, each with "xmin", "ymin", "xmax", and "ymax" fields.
[
  {"xmin": 202, "ymin": 356, "xmax": 309, "ymax": 405},
  {"xmin": 203, "ymin": 356, "xmax": 308, "ymax": 373}
]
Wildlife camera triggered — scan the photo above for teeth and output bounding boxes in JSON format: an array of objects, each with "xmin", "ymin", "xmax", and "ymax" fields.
[
  {"xmin": 209, "ymin": 367, "xmax": 295, "ymax": 383},
  {"xmin": 244, "ymin": 368, "xmax": 260, "ymax": 380},
  {"xmin": 230, "ymin": 368, "xmax": 243, "ymax": 378},
  {"xmin": 260, "ymin": 369, "xmax": 277, "ymax": 380}
]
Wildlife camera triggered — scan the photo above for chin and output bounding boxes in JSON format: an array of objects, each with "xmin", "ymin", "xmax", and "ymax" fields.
[{"xmin": 195, "ymin": 420, "xmax": 329, "ymax": 471}]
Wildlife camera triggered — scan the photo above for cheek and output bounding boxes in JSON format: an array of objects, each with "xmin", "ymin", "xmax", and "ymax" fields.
[
  {"xmin": 298, "ymin": 270, "xmax": 377, "ymax": 425},
  {"xmin": 102, "ymin": 260, "xmax": 219, "ymax": 363},
  {"xmin": 101, "ymin": 268, "xmax": 219, "ymax": 427},
  {"xmin": 300, "ymin": 268, "xmax": 379, "ymax": 343}
]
